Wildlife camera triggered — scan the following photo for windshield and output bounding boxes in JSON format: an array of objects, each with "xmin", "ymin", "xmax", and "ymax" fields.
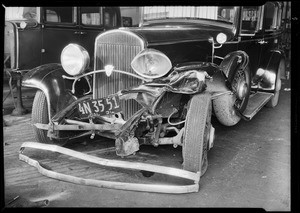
[
  {"xmin": 5, "ymin": 7, "xmax": 39, "ymax": 22},
  {"xmin": 142, "ymin": 6, "xmax": 237, "ymax": 24}
]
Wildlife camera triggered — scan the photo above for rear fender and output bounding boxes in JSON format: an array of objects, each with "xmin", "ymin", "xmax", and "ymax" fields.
[
  {"xmin": 254, "ymin": 50, "xmax": 286, "ymax": 91},
  {"xmin": 22, "ymin": 63, "xmax": 90, "ymax": 119}
]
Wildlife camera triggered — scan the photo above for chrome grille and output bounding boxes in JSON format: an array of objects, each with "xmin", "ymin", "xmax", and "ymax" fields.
[{"xmin": 93, "ymin": 30, "xmax": 145, "ymax": 120}]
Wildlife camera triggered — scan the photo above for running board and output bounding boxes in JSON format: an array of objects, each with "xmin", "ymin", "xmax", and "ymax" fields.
[{"xmin": 240, "ymin": 92, "xmax": 274, "ymax": 121}]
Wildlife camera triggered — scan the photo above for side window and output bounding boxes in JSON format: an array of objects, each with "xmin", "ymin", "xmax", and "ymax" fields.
[
  {"xmin": 120, "ymin": 7, "xmax": 140, "ymax": 27},
  {"xmin": 103, "ymin": 8, "xmax": 118, "ymax": 29},
  {"xmin": 23, "ymin": 7, "xmax": 37, "ymax": 20},
  {"xmin": 264, "ymin": 2, "xmax": 277, "ymax": 31},
  {"xmin": 81, "ymin": 7, "xmax": 102, "ymax": 26},
  {"xmin": 241, "ymin": 6, "xmax": 262, "ymax": 34},
  {"xmin": 43, "ymin": 7, "xmax": 76, "ymax": 24},
  {"xmin": 276, "ymin": 3, "xmax": 283, "ymax": 29}
]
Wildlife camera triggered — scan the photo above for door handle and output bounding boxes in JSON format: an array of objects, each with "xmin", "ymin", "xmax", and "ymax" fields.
[
  {"xmin": 257, "ymin": 40, "xmax": 268, "ymax": 45},
  {"xmin": 74, "ymin": 31, "xmax": 87, "ymax": 35}
]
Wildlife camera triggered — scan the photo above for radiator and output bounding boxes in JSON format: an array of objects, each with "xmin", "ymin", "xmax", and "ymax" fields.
[{"xmin": 93, "ymin": 30, "xmax": 145, "ymax": 120}]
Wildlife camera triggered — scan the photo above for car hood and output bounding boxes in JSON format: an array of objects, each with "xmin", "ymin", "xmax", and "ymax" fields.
[{"xmin": 123, "ymin": 22, "xmax": 235, "ymax": 46}]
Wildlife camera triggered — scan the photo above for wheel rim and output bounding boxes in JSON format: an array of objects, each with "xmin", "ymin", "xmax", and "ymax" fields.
[{"xmin": 231, "ymin": 69, "xmax": 250, "ymax": 111}]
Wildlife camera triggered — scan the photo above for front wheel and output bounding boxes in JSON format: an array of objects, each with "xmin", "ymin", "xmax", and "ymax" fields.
[
  {"xmin": 182, "ymin": 93, "xmax": 212, "ymax": 176},
  {"xmin": 32, "ymin": 90, "xmax": 67, "ymax": 145}
]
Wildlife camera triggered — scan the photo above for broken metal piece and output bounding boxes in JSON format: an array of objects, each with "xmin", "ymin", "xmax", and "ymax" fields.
[
  {"xmin": 115, "ymin": 136, "xmax": 140, "ymax": 157},
  {"xmin": 19, "ymin": 142, "xmax": 201, "ymax": 194}
]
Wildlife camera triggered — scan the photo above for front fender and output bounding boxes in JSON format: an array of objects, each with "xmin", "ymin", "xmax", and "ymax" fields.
[
  {"xmin": 219, "ymin": 50, "xmax": 249, "ymax": 84},
  {"xmin": 171, "ymin": 61, "xmax": 230, "ymax": 95},
  {"xmin": 22, "ymin": 63, "xmax": 88, "ymax": 119}
]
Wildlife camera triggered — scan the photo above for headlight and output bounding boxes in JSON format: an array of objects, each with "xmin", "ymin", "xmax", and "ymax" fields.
[
  {"xmin": 216, "ymin": 33, "xmax": 227, "ymax": 44},
  {"xmin": 131, "ymin": 49, "xmax": 172, "ymax": 79},
  {"xmin": 60, "ymin": 44, "xmax": 90, "ymax": 76}
]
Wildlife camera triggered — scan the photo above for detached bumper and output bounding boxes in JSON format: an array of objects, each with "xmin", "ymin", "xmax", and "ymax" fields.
[{"xmin": 19, "ymin": 142, "xmax": 201, "ymax": 194}]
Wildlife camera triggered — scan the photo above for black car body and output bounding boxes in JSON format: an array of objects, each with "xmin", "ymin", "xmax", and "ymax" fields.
[{"xmin": 22, "ymin": 3, "xmax": 286, "ymax": 181}]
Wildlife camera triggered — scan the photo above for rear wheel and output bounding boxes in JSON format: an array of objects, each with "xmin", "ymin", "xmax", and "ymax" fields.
[
  {"xmin": 182, "ymin": 93, "xmax": 212, "ymax": 176},
  {"xmin": 266, "ymin": 59, "xmax": 285, "ymax": 108},
  {"xmin": 213, "ymin": 66, "xmax": 251, "ymax": 126},
  {"xmin": 32, "ymin": 90, "xmax": 66, "ymax": 145}
]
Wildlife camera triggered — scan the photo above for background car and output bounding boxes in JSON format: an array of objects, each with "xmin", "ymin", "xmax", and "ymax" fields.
[{"xmin": 4, "ymin": 6, "xmax": 123, "ymax": 115}]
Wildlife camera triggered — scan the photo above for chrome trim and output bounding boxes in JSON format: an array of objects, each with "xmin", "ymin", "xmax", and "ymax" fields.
[
  {"xmin": 209, "ymin": 37, "xmax": 215, "ymax": 63},
  {"xmin": 94, "ymin": 29, "xmax": 145, "ymax": 49},
  {"xmin": 258, "ymin": 6, "xmax": 264, "ymax": 31},
  {"xmin": 63, "ymin": 69, "xmax": 151, "ymax": 94},
  {"xmin": 213, "ymin": 56, "xmax": 224, "ymax": 60},
  {"xmin": 240, "ymin": 33, "xmax": 256, "ymax": 37},
  {"xmin": 149, "ymin": 39, "xmax": 216, "ymax": 46},
  {"xmin": 139, "ymin": 7, "xmax": 144, "ymax": 27},
  {"xmin": 36, "ymin": 7, "xmax": 41, "ymax": 23}
]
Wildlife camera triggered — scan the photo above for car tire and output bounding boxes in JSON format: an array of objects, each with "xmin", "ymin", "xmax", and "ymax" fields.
[
  {"xmin": 32, "ymin": 90, "xmax": 66, "ymax": 145},
  {"xmin": 213, "ymin": 66, "xmax": 251, "ymax": 126},
  {"xmin": 182, "ymin": 93, "xmax": 211, "ymax": 176},
  {"xmin": 266, "ymin": 59, "xmax": 285, "ymax": 108}
]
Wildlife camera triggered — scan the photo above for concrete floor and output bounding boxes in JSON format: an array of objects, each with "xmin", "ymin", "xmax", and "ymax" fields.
[{"xmin": 2, "ymin": 79, "xmax": 291, "ymax": 210}]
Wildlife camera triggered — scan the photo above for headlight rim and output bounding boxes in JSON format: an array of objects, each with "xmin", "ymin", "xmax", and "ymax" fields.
[
  {"xmin": 131, "ymin": 48, "xmax": 172, "ymax": 79},
  {"xmin": 60, "ymin": 43, "xmax": 90, "ymax": 76},
  {"xmin": 216, "ymin": 32, "xmax": 227, "ymax": 44}
]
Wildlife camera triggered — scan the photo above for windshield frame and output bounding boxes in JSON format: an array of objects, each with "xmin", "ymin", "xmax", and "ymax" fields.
[{"xmin": 139, "ymin": 6, "xmax": 240, "ymax": 31}]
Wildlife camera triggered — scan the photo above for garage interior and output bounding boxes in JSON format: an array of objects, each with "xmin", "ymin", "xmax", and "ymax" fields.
[{"xmin": 2, "ymin": 4, "xmax": 293, "ymax": 210}]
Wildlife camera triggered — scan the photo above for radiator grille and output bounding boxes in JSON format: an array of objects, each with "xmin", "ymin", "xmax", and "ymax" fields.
[{"xmin": 93, "ymin": 30, "xmax": 145, "ymax": 120}]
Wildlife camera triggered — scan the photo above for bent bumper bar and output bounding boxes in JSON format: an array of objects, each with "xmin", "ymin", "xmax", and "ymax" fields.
[{"xmin": 19, "ymin": 142, "xmax": 201, "ymax": 194}]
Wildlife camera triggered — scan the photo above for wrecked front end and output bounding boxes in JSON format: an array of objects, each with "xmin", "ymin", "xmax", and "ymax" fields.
[
  {"xmin": 21, "ymin": 26, "xmax": 233, "ymax": 193},
  {"xmin": 35, "ymin": 28, "xmax": 229, "ymax": 158}
]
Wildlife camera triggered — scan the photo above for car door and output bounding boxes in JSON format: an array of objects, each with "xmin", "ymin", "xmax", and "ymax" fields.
[
  {"xmin": 41, "ymin": 7, "xmax": 80, "ymax": 64},
  {"xmin": 237, "ymin": 5, "xmax": 264, "ymax": 78},
  {"xmin": 78, "ymin": 7, "xmax": 121, "ymax": 68},
  {"xmin": 261, "ymin": 2, "xmax": 284, "ymax": 60}
]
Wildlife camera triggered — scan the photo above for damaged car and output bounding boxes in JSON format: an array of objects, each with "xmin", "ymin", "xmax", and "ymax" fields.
[{"xmin": 22, "ymin": 2, "xmax": 286, "ymax": 178}]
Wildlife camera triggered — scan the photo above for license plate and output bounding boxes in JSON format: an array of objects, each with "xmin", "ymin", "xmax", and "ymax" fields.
[{"xmin": 77, "ymin": 94, "xmax": 121, "ymax": 118}]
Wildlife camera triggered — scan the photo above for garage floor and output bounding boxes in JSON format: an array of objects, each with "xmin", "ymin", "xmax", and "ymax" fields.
[{"xmin": 2, "ymin": 79, "xmax": 291, "ymax": 210}]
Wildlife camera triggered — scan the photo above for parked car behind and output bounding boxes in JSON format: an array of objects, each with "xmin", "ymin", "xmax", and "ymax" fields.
[
  {"xmin": 4, "ymin": 6, "xmax": 122, "ymax": 72},
  {"xmin": 22, "ymin": 2, "xmax": 286, "ymax": 180}
]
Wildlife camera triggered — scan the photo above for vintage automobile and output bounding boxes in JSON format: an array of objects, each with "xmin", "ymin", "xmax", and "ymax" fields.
[{"xmin": 22, "ymin": 2, "xmax": 286, "ymax": 177}]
